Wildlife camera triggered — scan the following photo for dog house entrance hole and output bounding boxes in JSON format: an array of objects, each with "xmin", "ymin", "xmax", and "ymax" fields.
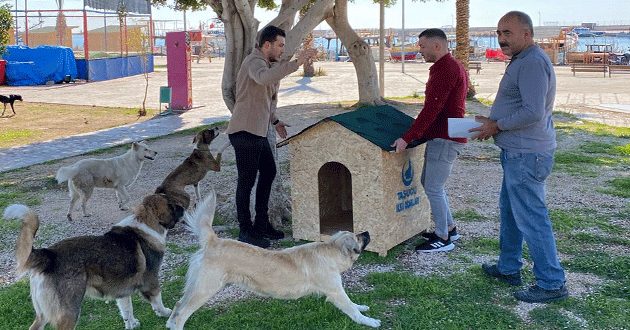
[{"xmin": 318, "ymin": 162, "xmax": 353, "ymax": 235}]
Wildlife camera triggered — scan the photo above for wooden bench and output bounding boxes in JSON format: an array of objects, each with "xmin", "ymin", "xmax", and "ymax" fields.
[
  {"xmin": 571, "ymin": 63, "xmax": 607, "ymax": 77},
  {"xmin": 608, "ymin": 65, "xmax": 630, "ymax": 77},
  {"xmin": 469, "ymin": 62, "xmax": 482, "ymax": 74}
]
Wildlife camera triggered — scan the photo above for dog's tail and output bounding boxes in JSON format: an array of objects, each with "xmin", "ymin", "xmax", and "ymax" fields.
[
  {"xmin": 55, "ymin": 165, "xmax": 79, "ymax": 184},
  {"xmin": 3, "ymin": 204, "xmax": 45, "ymax": 276},
  {"xmin": 184, "ymin": 188, "xmax": 217, "ymax": 245}
]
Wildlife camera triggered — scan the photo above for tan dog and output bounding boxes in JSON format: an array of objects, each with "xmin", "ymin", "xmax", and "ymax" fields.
[
  {"xmin": 2, "ymin": 189, "xmax": 189, "ymax": 330},
  {"xmin": 165, "ymin": 192, "xmax": 381, "ymax": 329},
  {"xmin": 156, "ymin": 127, "xmax": 228, "ymax": 205},
  {"xmin": 56, "ymin": 141, "xmax": 157, "ymax": 220}
]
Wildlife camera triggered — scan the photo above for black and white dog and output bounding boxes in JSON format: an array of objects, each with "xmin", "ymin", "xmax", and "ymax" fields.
[
  {"xmin": 0, "ymin": 94, "xmax": 23, "ymax": 116},
  {"xmin": 2, "ymin": 189, "xmax": 189, "ymax": 329}
]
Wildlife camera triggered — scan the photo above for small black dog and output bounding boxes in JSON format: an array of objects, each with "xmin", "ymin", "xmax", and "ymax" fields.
[{"xmin": 0, "ymin": 94, "xmax": 23, "ymax": 116}]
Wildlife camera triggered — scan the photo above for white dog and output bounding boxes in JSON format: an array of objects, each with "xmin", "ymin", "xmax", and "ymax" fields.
[
  {"xmin": 166, "ymin": 192, "xmax": 381, "ymax": 329},
  {"xmin": 56, "ymin": 141, "xmax": 157, "ymax": 220}
]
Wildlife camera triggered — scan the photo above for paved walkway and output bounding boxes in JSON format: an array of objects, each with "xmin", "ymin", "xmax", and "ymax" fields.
[{"xmin": 1, "ymin": 57, "xmax": 629, "ymax": 172}]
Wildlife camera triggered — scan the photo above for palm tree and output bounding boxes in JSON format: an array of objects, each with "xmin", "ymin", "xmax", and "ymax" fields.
[{"xmin": 454, "ymin": 0, "xmax": 476, "ymax": 97}]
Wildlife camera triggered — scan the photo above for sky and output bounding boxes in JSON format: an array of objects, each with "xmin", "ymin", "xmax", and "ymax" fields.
[
  {"xmin": 9, "ymin": 0, "xmax": 630, "ymax": 30},
  {"xmin": 150, "ymin": 0, "xmax": 630, "ymax": 30}
]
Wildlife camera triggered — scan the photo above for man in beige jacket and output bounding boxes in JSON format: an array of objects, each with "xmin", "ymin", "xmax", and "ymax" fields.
[{"xmin": 225, "ymin": 25, "xmax": 316, "ymax": 248}]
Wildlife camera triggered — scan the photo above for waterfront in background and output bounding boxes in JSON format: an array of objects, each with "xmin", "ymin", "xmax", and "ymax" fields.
[{"xmin": 314, "ymin": 25, "xmax": 630, "ymax": 62}]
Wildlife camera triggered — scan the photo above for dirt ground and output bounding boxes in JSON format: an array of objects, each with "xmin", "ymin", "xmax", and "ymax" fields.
[
  {"xmin": 0, "ymin": 102, "xmax": 154, "ymax": 149},
  {"xmin": 1, "ymin": 100, "xmax": 629, "ymax": 311}
]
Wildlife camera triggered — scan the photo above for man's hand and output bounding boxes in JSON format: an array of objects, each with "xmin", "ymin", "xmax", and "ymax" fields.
[
  {"xmin": 274, "ymin": 120, "xmax": 291, "ymax": 139},
  {"xmin": 390, "ymin": 138, "xmax": 408, "ymax": 153},
  {"xmin": 470, "ymin": 116, "xmax": 501, "ymax": 141},
  {"xmin": 297, "ymin": 49, "xmax": 318, "ymax": 66}
]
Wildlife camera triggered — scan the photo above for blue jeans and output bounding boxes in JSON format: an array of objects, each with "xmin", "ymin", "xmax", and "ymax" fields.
[
  {"xmin": 496, "ymin": 150, "xmax": 565, "ymax": 290},
  {"xmin": 422, "ymin": 138, "xmax": 465, "ymax": 239}
]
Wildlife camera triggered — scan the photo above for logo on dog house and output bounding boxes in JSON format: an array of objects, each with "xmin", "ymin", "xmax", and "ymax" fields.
[{"xmin": 278, "ymin": 105, "xmax": 431, "ymax": 256}]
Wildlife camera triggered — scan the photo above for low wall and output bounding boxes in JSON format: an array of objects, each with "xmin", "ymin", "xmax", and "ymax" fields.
[{"xmin": 76, "ymin": 55, "xmax": 154, "ymax": 81}]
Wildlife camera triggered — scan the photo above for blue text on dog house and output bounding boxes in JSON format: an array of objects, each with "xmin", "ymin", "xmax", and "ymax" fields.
[{"xmin": 396, "ymin": 186, "xmax": 419, "ymax": 212}]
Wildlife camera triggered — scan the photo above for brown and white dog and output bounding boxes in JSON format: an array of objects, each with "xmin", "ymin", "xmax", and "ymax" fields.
[
  {"xmin": 56, "ymin": 141, "xmax": 157, "ymax": 220},
  {"xmin": 2, "ymin": 189, "xmax": 189, "ymax": 330},
  {"xmin": 156, "ymin": 127, "xmax": 228, "ymax": 205},
  {"xmin": 165, "ymin": 192, "xmax": 381, "ymax": 329},
  {"xmin": 0, "ymin": 94, "xmax": 23, "ymax": 116}
]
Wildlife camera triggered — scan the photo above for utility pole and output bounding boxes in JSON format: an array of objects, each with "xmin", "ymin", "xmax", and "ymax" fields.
[
  {"xmin": 379, "ymin": 0, "xmax": 384, "ymax": 97},
  {"xmin": 401, "ymin": 0, "xmax": 405, "ymax": 73},
  {"xmin": 14, "ymin": 0, "xmax": 18, "ymax": 44}
]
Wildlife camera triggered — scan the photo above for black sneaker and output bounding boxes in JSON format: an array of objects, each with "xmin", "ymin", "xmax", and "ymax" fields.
[
  {"xmin": 415, "ymin": 236, "xmax": 454, "ymax": 252},
  {"xmin": 238, "ymin": 230, "xmax": 270, "ymax": 248},
  {"xmin": 448, "ymin": 227, "xmax": 461, "ymax": 241},
  {"xmin": 482, "ymin": 263, "xmax": 522, "ymax": 286},
  {"xmin": 254, "ymin": 222, "xmax": 285, "ymax": 240},
  {"xmin": 421, "ymin": 227, "xmax": 461, "ymax": 241},
  {"xmin": 514, "ymin": 284, "xmax": 569, "ymax": 303}
]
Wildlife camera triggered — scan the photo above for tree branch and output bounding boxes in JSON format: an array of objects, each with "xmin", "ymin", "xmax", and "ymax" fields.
[{"xmin": 282, "ymin": 0, "xmax": 335, "ymax": 59}]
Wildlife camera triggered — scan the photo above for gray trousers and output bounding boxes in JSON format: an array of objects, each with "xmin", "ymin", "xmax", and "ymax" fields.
[{"xmin": 421, "ymin": 138, "xmax": 465, "ymax": 239}]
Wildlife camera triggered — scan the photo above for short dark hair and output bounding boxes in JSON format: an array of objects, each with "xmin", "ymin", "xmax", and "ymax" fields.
[
  {"xmin": 504, "ymin": 11, "xmax": 534, "ymax": 37},
  {"xmin": 258, "ymin": 25, "xmax": 286, "ymax": 48},
  {"xmin": 418, "ymin": 28, "xmax": 447, "ymax": 41}
]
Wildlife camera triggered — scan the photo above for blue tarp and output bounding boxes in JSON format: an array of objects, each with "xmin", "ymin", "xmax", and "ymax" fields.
[
  {"xmin": 76, "ymin": 55, "xmax": 154, "ymax": 81},
  {"xmin": 1, "ymin": 45, "xmax": 78, "ymax": 86}
]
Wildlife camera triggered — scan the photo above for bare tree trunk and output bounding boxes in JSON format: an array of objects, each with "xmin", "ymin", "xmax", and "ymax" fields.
[
  {"xmin": 220, "ymin": 0, "xmax": 257, "ymax": 112},
  {"xmin": 326, "ymin": 0, "xmax": 382, "ymax": 106},
  {"xmin": 300, "ymin": 4, "xmax": 316, "ymax": 77},
  {"xmin": 266, "ymin": 124, "xmax": 292, "ymax": 227}
]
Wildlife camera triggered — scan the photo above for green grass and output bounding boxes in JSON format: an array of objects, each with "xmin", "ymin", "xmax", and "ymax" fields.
[
  {"xmin": 458, "ymin": 236, "xmax": 499, "ymax": 255},
  {"xmin": 0, "ymin": 129, "xmax": 35, "ymax": 144},
  {"xmin": 452, "ymin": 208, "xmax": 487, "ymax": 222},
  {"xmin": 363, "ymin": 270, "xmax": 523, "ymax": 329},
  {"xmin": 387, "ymin": 94, "xmax": 426, "ymax": 101},
  {"xmin": 473, "ymin": 97, "xmax": 494, "ymax": 106},
  {"xmin": 0, "ymin": 188, "xmax": 41, "ymax": 210},
  {"xmin": 553, "ymin": 139, "xmax": 630, "ymax": 177},
  {"xmin": 555, "ymin": 116, "xmax": 630, "ymax": 137},
  {"xmin": 2, "ymin": 211, "xmax": 629, "ymax": 330},
  {"xmin": 569, "ymin": 232, "xmax": 630, "ymax": 247},
  {"xmin": 166, "ymin": 242, "xmax": 200, "ymax": 255},
  {"xmin": 563, "ymin": 251, "xmax": 630, "ymax": 281},
  {"xmin": 550, "ymin": 208, "xmax": 627, "ymax": 236},
  {"xmin": 597, "ymin": 177, "xmax": 630, "ymax": 198},
  {"xmin": 1, "ymin": 111, "xmax": 628, "ymax": 330}
]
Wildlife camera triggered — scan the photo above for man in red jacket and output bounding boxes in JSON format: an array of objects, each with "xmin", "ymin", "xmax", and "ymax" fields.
[{"xmin": 391, "ymin": 28, "xmax": 468, "ymax": 252}]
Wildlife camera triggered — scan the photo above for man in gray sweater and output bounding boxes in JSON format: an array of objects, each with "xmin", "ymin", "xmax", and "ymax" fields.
[
  {"xmin": 471, "ymin": 11, "xmax": 568, "ymax": 303},
  {"xmin": 225, "ymin": 25, "xmax": 316, "ymax": 248}
]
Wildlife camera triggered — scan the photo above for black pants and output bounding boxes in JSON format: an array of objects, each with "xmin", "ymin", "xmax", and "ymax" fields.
[{"xmin": 229, "ymin": 131, "xmax": 277, "ymax": 231}]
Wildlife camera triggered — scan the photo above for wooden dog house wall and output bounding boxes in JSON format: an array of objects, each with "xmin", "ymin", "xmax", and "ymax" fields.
[{"xmin": 279, "ymin": 105, "xmax": 431, "ymax": 256}]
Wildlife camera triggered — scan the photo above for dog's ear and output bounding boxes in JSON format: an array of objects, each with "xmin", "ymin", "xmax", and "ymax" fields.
[
  {"xmin": 202, "ymin": 129, "xmax": 215, "ymax": 144},
  {"xmin": 332, "ymin": 232, "xmax": 362, "ymax": 256},
  {"xmin": 162, "ymin": 203, "xmax": 185, "ymax": 229},
  {"xmin": 132, "ymin": 141, "xmax": 139, "ymax": 150}
]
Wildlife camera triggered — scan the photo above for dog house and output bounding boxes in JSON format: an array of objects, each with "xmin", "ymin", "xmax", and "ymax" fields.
[{"xmin": 278, "ymin": 105, "xmax": 431, "ymax": 256}]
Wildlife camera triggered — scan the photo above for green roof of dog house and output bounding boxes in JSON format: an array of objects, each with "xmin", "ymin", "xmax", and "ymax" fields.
[{"xmin": 278, "ymin": 105, "xmax": 415, "ymax": 151}]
